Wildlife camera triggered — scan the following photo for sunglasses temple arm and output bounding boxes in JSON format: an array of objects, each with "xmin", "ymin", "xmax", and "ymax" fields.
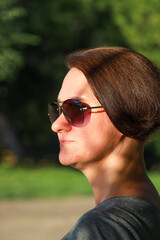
[{"xmin": 81, "ymin": 106, "xmax": 103, "ymax": 110}]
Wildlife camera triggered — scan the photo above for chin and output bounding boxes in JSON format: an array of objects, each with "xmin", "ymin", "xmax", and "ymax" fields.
[
  {"xmin": 59, "ymin": 154, "xmax": 81, "ymax": 169},
  {"xmin": 59, "ymin": 154, "xmax": 76, "ymax": 166}
]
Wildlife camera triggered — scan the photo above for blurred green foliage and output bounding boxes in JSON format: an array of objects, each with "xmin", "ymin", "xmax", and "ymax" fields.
[
  {"xmin": 0, "ymin": 0, "xmax": 40, "ymax": 81},
  {"xmin": 113, "ymin": 0, "xmax": 160, "ymax": 64},
  {"xmin": 0, "ymin": 0, "xmax": 160, "ymax": 167}
]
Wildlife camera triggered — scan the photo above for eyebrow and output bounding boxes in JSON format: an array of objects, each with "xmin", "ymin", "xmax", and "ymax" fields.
[{"xmin": 57, "ymin": 96, "xmax": 87, "ymax": 103}]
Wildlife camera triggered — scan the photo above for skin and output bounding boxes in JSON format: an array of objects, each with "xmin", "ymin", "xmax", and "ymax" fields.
[{"xmin": 52, "ymin": 67, "xmax": 160, "ymax": 207}]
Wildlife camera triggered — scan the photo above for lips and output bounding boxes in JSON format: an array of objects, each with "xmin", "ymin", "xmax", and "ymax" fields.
[{"xmin": 59, "ymin": 140, "xmax": 75, "ymax": 146}]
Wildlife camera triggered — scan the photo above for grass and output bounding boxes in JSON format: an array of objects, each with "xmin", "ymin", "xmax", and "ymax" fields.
[
  {"xmin": 148, "ymin": 171, "xmax": 160, "ymax": 191},
  {"xmin": 0, "ymin": 165, "xmax": 92, "ymax": 200},
  {"xmin": 0, "ymin": 165, "xmax": 159, "ymax": 200}
]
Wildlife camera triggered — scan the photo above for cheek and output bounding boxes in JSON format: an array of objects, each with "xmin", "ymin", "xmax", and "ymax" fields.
[
  {"xmin": 59, "ymin": 113, "xmax": 121, "ymax": 167},
  {"xmin": 77, "ymin": 128, "xmax": 105, "ymax": 160},
  {"xmin": 82, "ymin": 115, "xmax": 121, "ymax": 158}
]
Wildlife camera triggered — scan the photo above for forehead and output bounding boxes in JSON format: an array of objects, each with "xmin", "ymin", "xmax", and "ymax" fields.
[{"xmin": 58, "ymin": 67, "xmax": 96, "ymax": 102}]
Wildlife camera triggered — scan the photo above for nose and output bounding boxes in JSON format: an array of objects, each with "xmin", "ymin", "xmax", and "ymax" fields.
[{"xmin": 51, "ymin": 113, "xmax": 72, "ymax": 133}]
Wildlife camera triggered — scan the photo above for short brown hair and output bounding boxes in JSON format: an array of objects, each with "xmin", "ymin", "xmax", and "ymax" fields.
[{"xmin": 66, "ymin": 47, "xmax": 160, "ymax": 141}]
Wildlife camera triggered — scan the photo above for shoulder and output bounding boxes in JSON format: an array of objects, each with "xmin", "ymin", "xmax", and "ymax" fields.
[
  {"xmin": 62, "ymin": 206, "xmax": 138, "ymax": 240},
  {"xmin": 62, "ymin": 209, "xmax": 118, "ymax": 240},
  {"xmin": 62, "ymin": 196, "xmax": 160, "ymax": 240}
]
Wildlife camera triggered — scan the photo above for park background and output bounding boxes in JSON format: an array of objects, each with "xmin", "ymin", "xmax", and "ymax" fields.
[{"xmin": 0, "ymin": 0, "xmax": 160, "ymax": 239}]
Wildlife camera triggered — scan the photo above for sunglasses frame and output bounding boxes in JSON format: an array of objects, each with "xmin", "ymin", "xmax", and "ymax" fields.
[{"xmin": 48, "ymin": 98, "xmax": 103, "ymax": 127}]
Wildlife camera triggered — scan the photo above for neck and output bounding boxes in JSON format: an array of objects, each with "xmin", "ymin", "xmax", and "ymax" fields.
[{"xmin": 81, "ymin": 137, "xmax": 159, "ymax": 206}]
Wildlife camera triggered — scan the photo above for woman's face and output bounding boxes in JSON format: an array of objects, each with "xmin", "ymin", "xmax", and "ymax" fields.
[{"xmin": 52, "ymin": 67, "xmax": 122, "ymax": 170}]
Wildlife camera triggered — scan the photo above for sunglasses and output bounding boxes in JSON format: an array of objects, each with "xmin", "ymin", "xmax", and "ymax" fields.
[{"xmin": 48, "ymin": 98, "xmax": 103, "ymax": 127}]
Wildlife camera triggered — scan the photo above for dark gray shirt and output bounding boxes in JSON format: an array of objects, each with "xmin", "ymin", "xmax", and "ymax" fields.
[{"xmin": 62, "ymin": 196, "xmax": 160, "ymax": 240}]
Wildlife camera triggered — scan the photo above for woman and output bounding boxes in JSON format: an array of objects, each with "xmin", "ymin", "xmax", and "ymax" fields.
[{"xmin": 48, "ymin": 47, "xmax": 160, "ymax": 239}]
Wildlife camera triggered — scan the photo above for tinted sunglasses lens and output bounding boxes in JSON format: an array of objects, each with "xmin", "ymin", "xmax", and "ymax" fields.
[
  {"xmin": 63, "ymin": 99, "xmax": 84, "ymax": 126},
  {"xmin": 48, "ymin": 103, "xmax": 59, "ymax": 123}
]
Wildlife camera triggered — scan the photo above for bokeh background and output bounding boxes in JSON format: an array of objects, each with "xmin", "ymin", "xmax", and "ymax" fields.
[{"xmin": 0, "ymin": 0, "xmax": 160, "ymax": 198}]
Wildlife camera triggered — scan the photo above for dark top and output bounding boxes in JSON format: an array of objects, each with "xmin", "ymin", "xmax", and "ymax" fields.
[{"xmin": 61, "ymin": 196, "xmax": 160, "ymax": 240}]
